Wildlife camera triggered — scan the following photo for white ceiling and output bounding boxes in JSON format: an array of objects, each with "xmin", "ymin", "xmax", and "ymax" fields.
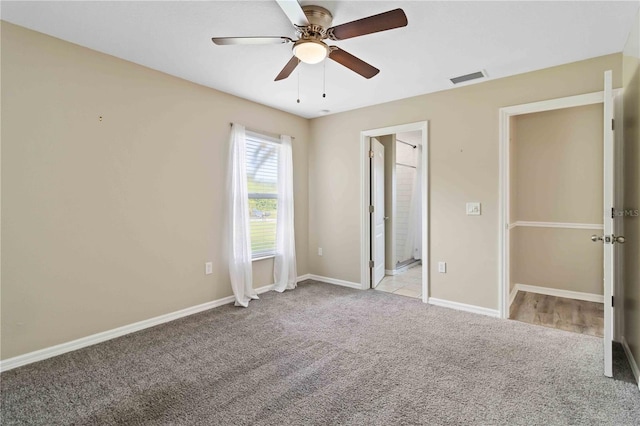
[{"xmin": 2, "ymin": 1, "xmax": 638, "ymax": 119}]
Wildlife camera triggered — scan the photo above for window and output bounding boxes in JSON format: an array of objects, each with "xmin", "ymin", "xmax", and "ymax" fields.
[{"xmin": 245, "ymin": 132, "xmax": 279, "ymax": 259}]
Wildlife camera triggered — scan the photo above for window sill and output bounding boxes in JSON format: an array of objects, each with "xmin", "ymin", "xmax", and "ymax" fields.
[{"xmin": 252, "ymin": 255, "xmax": 275, "ymax": 262}]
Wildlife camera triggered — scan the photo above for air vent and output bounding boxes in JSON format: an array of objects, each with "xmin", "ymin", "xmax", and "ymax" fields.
[{"xmin": 450, "ymin": 71, "xmax": 486, "ymax": 85}]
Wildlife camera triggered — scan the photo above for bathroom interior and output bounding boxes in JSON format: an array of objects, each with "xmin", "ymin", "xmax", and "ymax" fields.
[{"xmin": 374, "ymin": 130, "xmax": 423, "ymax": 299}]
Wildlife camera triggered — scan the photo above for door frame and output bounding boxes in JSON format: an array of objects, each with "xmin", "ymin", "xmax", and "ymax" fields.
[
  {"xmin": 498, "ymin": 89, "xmax": 623, "ymax": 326},
  {"xmin": 359, "ymin": 121, "xmax": 429, "ymax": 302}
]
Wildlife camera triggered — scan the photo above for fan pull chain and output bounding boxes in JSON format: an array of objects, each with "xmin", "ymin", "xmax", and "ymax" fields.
[
  {"xmin": 322, "ymin": 60, "xmax": 326, "ymax": 98},
  {"xmin": 296, "ymin": 65, "xmax": 300, "ymax": 104}
]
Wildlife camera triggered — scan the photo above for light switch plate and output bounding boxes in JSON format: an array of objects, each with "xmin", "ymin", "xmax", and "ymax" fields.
[
  {"xmin": 438, "ymin": 262, "xmax": 447, "ymax": 273},
  {"xmin": 466, "ymin": 202, "xmax": 481, "ymax": 215},
  {"xmin": 205, "ymin": 262, "xmax": 213, "ymax": 275}
]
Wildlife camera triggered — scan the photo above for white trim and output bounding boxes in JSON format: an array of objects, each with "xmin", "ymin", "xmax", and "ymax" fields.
[
  {"xmin": 296, "ymin": 273, "xmax": 312, "ymax": 282},
  {"xmin": 509, "ymin": 286, "xmax": 519, "ymax": 307},
  {"xmin": 360, "ymin": 130, "xmax": 369, "ymax": 292},
  {"xmin": 501, "ymin": 91, "xmax": 604, "ymax": 116},
  {"xmin": 360, "ymin": 121, "xmax": 430, "ymax": 305},
  {"xmin": 513, "ymin": 283, "xmax": 604, "ymax": 304},
  {"xmin": 306, "ymin": 274, "xmax": 362, "ymax": 290},
  {"xmin": 509, "ymin": 221, "xmax": 603, "ymax": 230},
  {"xmin": 254, "ymin": 284, "xmax": 279, "ymax": 294},
  {"xmin": 498, "ymin": 105, "xmax": 510, "ymax": 319},
  {"xmin": 0, "ymin": 277, "xmax": 311, "ymax": 373},
  {"xmin": 621, "ymin": 336, "xmax": 640, "ymax": 390},
  {"xmin": 428, "ymin": 297, "xmax": 500, "ymax": 318}
]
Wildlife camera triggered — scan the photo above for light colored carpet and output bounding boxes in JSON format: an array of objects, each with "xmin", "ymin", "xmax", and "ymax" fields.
[{"xmin": 1, "ymin": 280, "xmax": 638, "ymax": 425}]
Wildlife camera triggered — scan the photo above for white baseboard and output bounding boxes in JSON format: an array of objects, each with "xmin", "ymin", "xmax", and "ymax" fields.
[
  {"xmin": 0, "ymin": 277, "xmax": 311, "ymax": 373},
  {"xmin": 514, "ymin": 283, "xmax": 604, "ymax": 304},
  {"xmin": 509, "ymin": 286, "xmax": 519, "ymax": 307},
  {"xmin": 427, "ymin": 297, "xmax": 500, "ymax": 318},
  {"xmin": 306, "ymin": 274, "xmax": 362, "ymax": 290},
  {"xmin": 296, "ymin": 273, "xmax": 312, "ymax": 282},
  {"xmin": 622, "ymin": 336, "xmax": 640, "ymax": 390}
]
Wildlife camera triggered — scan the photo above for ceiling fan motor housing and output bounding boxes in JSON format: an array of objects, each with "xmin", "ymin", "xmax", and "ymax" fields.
[{"xmin": 299, "ymin": 5, "xmax": 333, "ymax": 39}]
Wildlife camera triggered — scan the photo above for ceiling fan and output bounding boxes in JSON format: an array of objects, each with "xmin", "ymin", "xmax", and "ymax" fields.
[{"xmin": 211, "ymin": 0, "xmax": 408, "ymax": 81}]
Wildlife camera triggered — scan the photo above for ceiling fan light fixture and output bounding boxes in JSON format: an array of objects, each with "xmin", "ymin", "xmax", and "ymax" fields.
[{"xmin": 293, "ymin": 40, "xmax": 328, "ymax": 64}]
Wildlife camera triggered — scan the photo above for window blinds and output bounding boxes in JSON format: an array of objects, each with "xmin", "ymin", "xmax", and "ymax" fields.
[{"xmin": 245, "ymin": 135, "xmax": 279, "ymax": 259}]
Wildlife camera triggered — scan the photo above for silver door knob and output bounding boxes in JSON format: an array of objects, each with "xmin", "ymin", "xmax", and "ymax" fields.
[
  {"xmin": 591, "ymin": 235, "xmax": 603, "ymax": 242},
  {"xmin": 613, "ymin": 235, "xmax": 626, "ymax": 244},
  {"xmin": 384, "ymin": 216, "xmax": 390, "ymax": 220}
]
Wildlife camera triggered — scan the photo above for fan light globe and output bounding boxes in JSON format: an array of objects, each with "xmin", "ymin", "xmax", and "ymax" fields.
[{"xmin": 293, "ymin": 40, "xmax": 328, "ymax": 64}]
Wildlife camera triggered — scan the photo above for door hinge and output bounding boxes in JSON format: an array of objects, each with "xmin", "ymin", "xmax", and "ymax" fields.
[
  {"xmin": 369, "ymin": 205, "xmax": 374, "ymax": 213},
  {"xmin": 369, "ymin": 260, "xmax": 374, "ymax": 269},
  {"xmin": 612, "ymin": 119, "xmax": 615, "ymax": 131},
  {"xmin": 369, "ymin": 150, "xmax": 374, "ymax": 158},
  {"xmin": 612, "ymin": 207, "xmax": 615, "ymax": 219},
  {"xmin": 612, "ymin": 296, "xmax": 614, "ymax": 307}
]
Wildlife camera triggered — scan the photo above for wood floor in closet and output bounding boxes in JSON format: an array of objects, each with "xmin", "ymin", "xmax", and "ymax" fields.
[{"xmin": 510, "ymin": 291, "xmax": 604, "ymax": 337}]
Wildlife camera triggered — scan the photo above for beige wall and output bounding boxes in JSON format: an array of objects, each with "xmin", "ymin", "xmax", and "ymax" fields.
[
  {"xmin": 0, "ymin": 22, "xmax": 309, "ymax": 360},
  {"xmin": 309, "ymin": 53, "xmax": 622, "ymax": 310},
  {"xmin": 510, "ymin": 104, "xmax": 604, "ymax": 296},
  {"xmin": 512, "ymin": 227, "xmax": 603, "ymax": 295},
  {"xmin": 514, "ymin": 105, "xmax": 604, "ymax": 223},
  {"xmin": 622, "ymin": 10, "xmax": 640, "ymax": 380}
]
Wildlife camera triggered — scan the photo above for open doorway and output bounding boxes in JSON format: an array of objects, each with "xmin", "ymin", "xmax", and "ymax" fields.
[
  {"xmin": 499, "ymin": 71, "xmax": 624, "ymax": 377},
  {"xmin": 508, "ymin": 102, "xmax": 606, "ymax": 336},
  {"xmin": 359, "ymin": 122, "xmax": 429, "ymax": 302},
  {"xmin": 371, "ymin": 132, "xmax": 423, "ymax": 298}
]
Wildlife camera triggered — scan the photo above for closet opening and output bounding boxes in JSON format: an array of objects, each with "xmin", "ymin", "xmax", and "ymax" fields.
[{"xmin": 499, "ymin": 73, "xmax": 623, "ymax": 377}]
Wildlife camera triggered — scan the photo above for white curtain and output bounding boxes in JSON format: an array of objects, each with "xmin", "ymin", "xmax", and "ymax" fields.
[
  {"xmin": 227, "ymin": 123, "xmax": 259, "ymax": 307},
  {"xmin": 273, "ymin": 134, "xmax": 297, "ymax": 292},
  {"xmin": 403, "ymin": 144, "xmax": 422, "ymax": 261}
]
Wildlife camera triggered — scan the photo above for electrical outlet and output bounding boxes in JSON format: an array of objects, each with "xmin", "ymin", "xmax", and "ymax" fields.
[
  {"xmin": 318, "ymin": 247, "xmax": 323, "ymax": 256},
  {"xmin": 205, "ymin": 262, "xmax": 213, "ymax": 275},
  {"xmin": 438, "ymin": 262, "xmax": 447, "ymax": 273}
]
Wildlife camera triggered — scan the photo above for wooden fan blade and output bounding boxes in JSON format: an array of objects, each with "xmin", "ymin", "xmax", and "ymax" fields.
[
  {"xmin": 328, "ymin": 9, "xmax": 407, "ymax": 41},
  {"xmin": 275, "ymin": 56, "xmax": 300, "ymax": 81},
  {"xmin": 211, "ymin": 36, "xmax": 293, "ymax": 45},
  {"xmin": 275, "ymin": 0, "xmax": 309, "ymax": 27},
  {"xmin": 328, "ymin": 47, "xmax": 379, "ymax": 79}
]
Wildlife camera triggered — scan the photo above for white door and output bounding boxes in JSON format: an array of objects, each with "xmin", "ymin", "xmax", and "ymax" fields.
[
  {"xmin": 602, "ymin": 69, "xmax": 617, "ymax": 378},
  {"xmin": 371, "ymin": 138, "xmax": 385, "ymax": 287}
]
